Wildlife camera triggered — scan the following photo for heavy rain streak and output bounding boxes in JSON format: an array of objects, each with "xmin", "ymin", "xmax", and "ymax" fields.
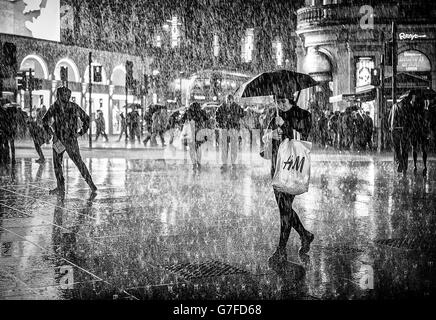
[{"xmin": 0, "ymin": 0, "xmax": 436, "ymax": 305}]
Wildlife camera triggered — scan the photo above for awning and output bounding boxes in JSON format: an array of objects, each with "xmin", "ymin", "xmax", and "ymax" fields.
[
  {"xmin": 329, "ymin": 86, "xmax": 376, "ymax": 104},
  {"xmin": 384, "ymin": 72, "xmax": 430, "ymax": 89}
]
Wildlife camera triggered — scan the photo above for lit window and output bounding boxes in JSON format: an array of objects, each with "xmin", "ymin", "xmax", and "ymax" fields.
[
  {"xmin": 241, "ymin": 28, "xmax": 254, "ymax": 63},
  {"xmin": 213, "ymin": 34, "xmax": 219, "ymax": 57},
  {"xmin": 274, "ymin": 40, "xmax": 283, "ymax": 66},
  {"xmin": 155, "ymin": 35, "xmax": 162, "ymax": 48}
]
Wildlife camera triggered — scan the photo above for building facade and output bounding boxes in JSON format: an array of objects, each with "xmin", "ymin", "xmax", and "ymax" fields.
[
  {"xmin": 1, "ymin": 33, "xmax": 150, "ymax": 135},
  {"xmin": 295, "ymin": 0, "xmax": 436, "ymax": 149}
]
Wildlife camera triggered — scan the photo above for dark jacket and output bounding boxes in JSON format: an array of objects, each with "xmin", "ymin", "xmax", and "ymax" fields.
[
  {"xmin": 42, "ymin": 101, "xmax": 89, "ymax": 143},
  {"xmin": 215, "ymin": 102, "xmax": 245, "ymax": 130},
  {"xmin": 0, "ymin": 106, "xmax": 19, "ymax": 139},
  {"xmin": 268, "ymin": 106, "xmax": 312, "ymax": 178},
  {"xmin": 181, "ymin": 104, "xmax": 209, "ymax": 145},
  {"xmin": 180, "ymin": 105, "xmax": 208, "ymax": 129},
  {"xmin": 168, "ymin": 110, "xmax": 181, "ymax": 129}
]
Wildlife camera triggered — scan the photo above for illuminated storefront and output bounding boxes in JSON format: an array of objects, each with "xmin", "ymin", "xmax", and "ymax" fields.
[{"xmin": 296, "ymin": 0, "xmax": 436, "ymax": 148}]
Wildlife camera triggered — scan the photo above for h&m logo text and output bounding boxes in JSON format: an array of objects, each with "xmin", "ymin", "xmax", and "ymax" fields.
[{"xmin": 283, "ymin": 155, "xmax": 305, "ymax": 173}]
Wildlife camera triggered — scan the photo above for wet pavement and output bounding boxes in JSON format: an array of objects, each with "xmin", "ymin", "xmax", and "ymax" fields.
[{"xmin": 1, "ymin": 148, "xmax": 435, "ymax": 300}]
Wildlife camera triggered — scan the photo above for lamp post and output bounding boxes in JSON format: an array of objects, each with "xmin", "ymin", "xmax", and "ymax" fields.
[
  {"xmin": 88, "ymin": 52, "xmax": 92, "ymax": 149},
  {"xmin": 392, "ymin": 21, "xmax": 398, "ymax": 105}
]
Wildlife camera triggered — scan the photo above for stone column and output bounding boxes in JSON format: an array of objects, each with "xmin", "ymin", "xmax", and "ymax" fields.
[
  {"xmin": 81, "ymin": 83, "xmax": 88, "ymax": 113},
  {"xmin": 50, "ymin": 80, "xmax": 58, "ymax": 106}
]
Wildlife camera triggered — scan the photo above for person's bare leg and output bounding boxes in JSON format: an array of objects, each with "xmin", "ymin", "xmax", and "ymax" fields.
[{"xmin": 423, "ymin": 144, "xmax": 428, "ymax": 176}]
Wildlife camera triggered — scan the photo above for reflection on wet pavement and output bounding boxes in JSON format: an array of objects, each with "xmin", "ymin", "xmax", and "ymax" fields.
[{"xmin": 0, "ymin": 157, "xmax": 435, "ymax": 299}]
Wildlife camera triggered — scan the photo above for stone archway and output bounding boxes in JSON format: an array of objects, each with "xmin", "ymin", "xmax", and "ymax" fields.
[
  {"xmin": 20, "ymin": 54, "xmax": 49, "ymax": 79},
  {"xmin": 54, "ymin": 57, "xmax": 81, "ymax": 82}
]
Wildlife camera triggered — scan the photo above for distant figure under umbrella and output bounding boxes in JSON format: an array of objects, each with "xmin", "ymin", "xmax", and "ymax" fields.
[
  {"xmin": 388, "ymin": 92, "xmax": 413, "ymax": 174},
  {"xmin": 409, "ymin": 92, "xmax": 428, "ymax": 175},
  {"xmin": 215, "ymin": 94, "xmax": 245, "ymax": 170},
  {"xmin": 129, "ymin": 107, "xmax": 141, "ymax": 142},
  {"xmin": 42, "ymin": 86, "xmax": 97, "ymax": 196},
  {"xmin": 180, "ymin": 102, "xmax": 209, "ymax": 170},
  {"xmin": 95, "ymin": 110, "xmax": 109, "ymax": 142},
  {"xmin": 118, "ymin": 113, "xmax": 128, "ymax": 141},
  {"xmin": 0, "ymin": 102, "xmax": 19, "ymax": 165}
]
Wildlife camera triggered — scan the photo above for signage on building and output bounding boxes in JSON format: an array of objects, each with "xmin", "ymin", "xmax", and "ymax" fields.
[
  {"xmin": 0, "ymin": 0, "xmax": 60, "ymax": 42},
  {"xmin": 356, "ymin": 57, "xmax": 375, "ymax": 88},
  {"xmin": 397, "ymin": 50, "xmax": 431, "ymax": 72},
  {"xmin": 398, "ymin": 33, "xmax": 427, "ymax": 41}
]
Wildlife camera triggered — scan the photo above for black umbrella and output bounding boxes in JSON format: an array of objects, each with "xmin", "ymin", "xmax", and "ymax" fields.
[
  {"xmin": 234, "ymin": 69, "xmax": 318, "ymax": 102},
  {"xmin": 399, "ymin": 88, "xmax": 436, "ymax": 101}
]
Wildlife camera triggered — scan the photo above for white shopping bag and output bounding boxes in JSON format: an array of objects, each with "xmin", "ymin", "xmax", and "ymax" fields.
[
  {"xmin": 272, "ymin": 134, "xmax": 312, "ymax": 195},
  {"xmin": 180, "ymin": 120, "xmax": 195, "ymax": 143},
  {"xmin": 260, "ymin": 130, "xmax": 273, "ymax": 160}
]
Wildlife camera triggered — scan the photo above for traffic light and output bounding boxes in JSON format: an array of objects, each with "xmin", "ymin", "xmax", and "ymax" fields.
[
  {"xmin": 142, "ymin": 74, "xmax": 149, "ymax": 95},
  {"xmin": 60, "ymin": 66, "xmax": 68, "ymax": 81},
  {"xmin": 125, "ymin": 60, "xmax": 133, "ymax": 88},
  {"xmin": 370, "ymin": 68, "xmax": 381, "ymax": 86},
  {"xmin": 93, "ymin": 65, "xmax": 102, "ymax": 82},
  {"xmin": 16, "ymin": 72, "xmax": 27, "ymax": 90}
]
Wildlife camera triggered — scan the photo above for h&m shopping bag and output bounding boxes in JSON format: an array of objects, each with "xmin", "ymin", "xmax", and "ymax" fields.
[{"xmin": 272, "ymin": 136, "xmax": 312, "ymax": 195}]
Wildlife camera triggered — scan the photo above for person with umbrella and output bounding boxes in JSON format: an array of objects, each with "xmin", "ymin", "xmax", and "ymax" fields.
[
  {"xmin": 95, "ymin": 110, "xmax": 109, "ymax": 142},
  {"xmin": 42, "ymin": 86, "xmax": 97, "ymax": 196},
  {"xmin": 117, "ymin": 112, "xmax": 128, "ymax": 141},
  {"xmin": 234, "ymin": 69, "xmax": 317, "ymax": 264},
  {"xmin": 215, "ymin": 94, "xmax": 245, "ymax": 170},
  {"xmin": 389, "ymin": 93, "xmax": 411, "ymax": 174},
  {"xmin": 0, "ymin": 102, "xmax": 19, "ymax": 165},
  {"xmin": 180, "ymin": 102, "xmax": 209, "ymax": 170},
  {"xmin": 129, "ymin": 106, "xmax": 141, "ymax": 142},
  {"xmin": 268, "ymin": 95, "xmax": 314, "ymax": 264}
]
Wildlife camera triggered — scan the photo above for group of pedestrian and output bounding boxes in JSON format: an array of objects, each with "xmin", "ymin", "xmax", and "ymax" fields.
[
  {"xmin": 310, "ymin": 104, "xmax": 374, "ymax": 151},
  {"xmin": 143, "ymin": 106, "xmax": 169, "ymax": 147},
  {"xmin": 388, "ymin": 90, "xmax": 430, "ymax": 175}
]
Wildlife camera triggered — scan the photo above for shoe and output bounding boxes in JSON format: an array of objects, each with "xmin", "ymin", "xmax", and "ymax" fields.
[
  {"xmin": 49, "ymin": 187, "xmax": 65, "ymax": 195},
  {"xmin": 268, "ymin": 247, "xmax": 287, "ymax": 266},
  {"xmin": 88, "ymin": 191, "xmax": 98, "ymax": 201},
  {"xmin": 299, "ymin": 232, "xmax": 314, "ymax": 255},
  {"xmin": 90, "ymin": 184, "xmax": 98, "ymax": 194},
  {"xmin": 35, "ymin": 158, "xmax": 45, "ymax": 164}
]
